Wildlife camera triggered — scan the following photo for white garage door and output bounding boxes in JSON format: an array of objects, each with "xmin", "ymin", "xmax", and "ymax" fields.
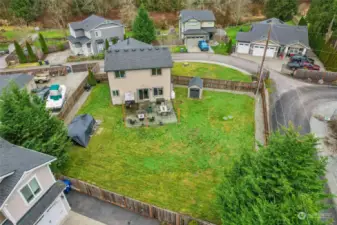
[
  {"xmin": 35, "ymin": 198, "xmax": 67, "ymax": 225},
  {"xmin": 252, "ymin": 45, "xmax": 265, "ymax": 56},
  {"xmin": 185, "ymin": 36, "xmax": 204, "ymax": 47},
  {"xmin": 236, "ymin": 43, "xmax": 250, "ymax": 54},
  {"xmin": 252, "ymin": 45, "xmax": 276, "ymax": 57}
]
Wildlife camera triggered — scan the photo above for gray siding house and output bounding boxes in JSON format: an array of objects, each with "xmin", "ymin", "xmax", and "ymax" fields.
[
  {"xmin": 68, "ymin": 15, "xmax": 125, "ymax": 56},
  {"xmin": 179, "ymin": 10, "xmax": 216, "ymax": 47},
  {"xmin": 0, "ymin": 138, "xmax": 70, "ymax": 225}
]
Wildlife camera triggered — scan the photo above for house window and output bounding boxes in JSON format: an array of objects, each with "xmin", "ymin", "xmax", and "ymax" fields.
[
  {"xmin": 112, "ymin": 90, "xmax": 119, "ymax": 97},
  {"xmin": 20, "ymin": 177, "xmax": 41, "ymax": 203},
  {"xmin": 115, "ymin": 71, "xmax": 125, "ymax": 78},
  {"xmin": 95, "ymin": 31, "xmax": 101, "ymax": 37},
  {"xmin": 152, "ymin": 68, "xmax": 162, "ymax": 76},
  {"xmin": 153, "ymin": 87, "xmax": 163, "ymax": 96}
]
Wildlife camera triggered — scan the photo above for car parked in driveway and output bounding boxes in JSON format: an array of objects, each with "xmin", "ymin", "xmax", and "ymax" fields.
[
  {"xmin": 287, "ymin": 61, "xmax": 320, "ymax": 71},
  {"xmin": 32, "ymin": 86, "xmax": 50, "ymax": 100},
  {"xmin": 289, "ymin": 54, "xmax": 315, "ymax": 64},
  {"xmin": 198, "ymin": 40, "xmax": 209, "ymax": 51}
]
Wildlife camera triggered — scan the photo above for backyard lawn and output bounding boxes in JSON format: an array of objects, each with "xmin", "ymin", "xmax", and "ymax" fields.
[
  {"xmin": 172, "ymin": 62, "xmax": 251, "ymax": 82},
  {"xmin": 64, "ymin": 84, "xmax": 255, "ymax": 223},
  {"xmin": 225, "ymin": 24, "xmax": 251, "ymax": 44},
  {"xmin": 37, "ymin": 29, "xmax": 69, "ymax": 38}
]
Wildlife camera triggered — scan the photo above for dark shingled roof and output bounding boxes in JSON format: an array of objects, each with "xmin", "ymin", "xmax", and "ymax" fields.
[
  {"xmin": 0, "ymin": 74, "xmax": 33, "ymax": 93},
  {"xmin": 183, "ymin": 29, "xmax": 208, "ymax": 35},
  {"xmin": 69, "ymin": 14, "xmax": 122, "ymax": 31},
  {"xmin": 17, "ymin": 181, "xmax": 66, "ymax": 225},
  {"xmin": 260, "ymin": 18, "xmax": 285, "ymax": 25},
  {"xmin": 236, "ymin": 21, "xmax": 309, "ymax": 47},
  {"xmin": 105, "ymin": 39, "xmax": 173, "ymax": 71},
  {"xmin": 67, "ymin": 36, "xmax": 90, "ymax": 45},
  {"xmin": 0, "ymin": 138, "xmax": 55, "ymax": 207},
  {"xmin": 189, "ymin": 77, "xmax": 203, "ymax": 88},
  {"xmin": 180, "ymin": 10, "xmax": 215, "ymax": 22}
]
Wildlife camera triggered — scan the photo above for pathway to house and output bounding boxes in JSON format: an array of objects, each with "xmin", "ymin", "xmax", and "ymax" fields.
[{"xmin": 66, "ymin": 191, "xmax": 160, "ymax": 225}]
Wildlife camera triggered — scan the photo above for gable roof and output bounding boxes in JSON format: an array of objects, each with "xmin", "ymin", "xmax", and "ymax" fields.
[
  {"xmin": 0, "ymin": 74, "xmax": 33, "ymax": 93},
  {"xmin": 69, "ymin": 14, "xmax": 122, "ymax": 32},
  {"xmin": 0, "ymin": 138, "xmax": 55, "ymax": 208},
  {"xmin": 180, "ymin": 10, "xmax": 215, "ymax": 22},
  {"xmin": 189, "ymin": 77, "xmax": 203, "ymax": 88},
  {"xmin": 236, "ymin": 21, "xmax": 309, "ymax": 47},
  {"xmin": 260, "ymin": 18, "xmax": 285, "ymax": 25},
  {"xmin": 105, "ymin": 39, "xmax": 173, "ymax": 71}
]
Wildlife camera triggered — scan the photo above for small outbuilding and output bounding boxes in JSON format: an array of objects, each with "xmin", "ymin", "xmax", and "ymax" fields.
[
  {"xmin": 188, "ymin": 77, "xmax": 203, "ymax": 99},
  {"xmin": 68, "ymin": 114, "xmax": 96, "ymax": 147}
]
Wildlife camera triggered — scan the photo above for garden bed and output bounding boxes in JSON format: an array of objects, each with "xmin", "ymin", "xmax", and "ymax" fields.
[
  {"xmin": 172, "ymin": 62, "xmax": 251, "ymax": 82},
  {"xmin": 63, "ymin": 84, "xmax": 255, "ymax": 223}
]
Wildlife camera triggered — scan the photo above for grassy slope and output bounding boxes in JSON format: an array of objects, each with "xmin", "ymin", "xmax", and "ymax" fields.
[
  {"xmin": 64, "ymin": 84, "xmax": 255, "ymax": 222},
  {"xmin": 225, "ymin": 24, "xmax": 251, "ymax": 44},
  {"xmin": 37, "ymin": 29, "xmax": 69, "ymax": 38},
  {"xmin": 172, "ymin": 62, "xmax": 251, "ymax": 82}
]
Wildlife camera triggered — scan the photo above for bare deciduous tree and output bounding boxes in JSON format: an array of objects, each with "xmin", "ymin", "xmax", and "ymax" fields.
[
  {"xmin": 119, "ymin": 0, "xmax": 137, "ymax": 28},
  {"xmin": 45, "ymin": 0, "xmax": 71, "ymax": 35}
]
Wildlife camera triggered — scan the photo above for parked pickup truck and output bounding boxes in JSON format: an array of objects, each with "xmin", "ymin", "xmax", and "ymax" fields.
[
  {"xmin": 34, "ymin": 72, "xmax": 50, "ymax": 83},
  {"xmin": 289, "ymin": 54, "xmax": 315, "ymax": 64},
  {"xmin": 198, "ymin": 40, "xmax": 209, "ymax": 51},
  {"xmin": 287, "ymin": 61, "xmax": 320, "ymax": 71}
]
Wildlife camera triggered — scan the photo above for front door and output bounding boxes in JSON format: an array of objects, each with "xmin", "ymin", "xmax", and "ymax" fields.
[{"xmin": 138, "ymin": 89, "xmax": 149, "ymax": 101}]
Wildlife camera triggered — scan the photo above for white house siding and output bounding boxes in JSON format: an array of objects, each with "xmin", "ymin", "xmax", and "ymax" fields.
[
  {"xmin": 184, "ymin": 19, "xmax": 201, "ymax": 30},
  {"xmin": 236, "ymin": 42, "xmax": 250, "ymax": 54},
  {"xmin": 69, "ymin": 42, "xmax": 83, "ymax": 55},
  {"xmin": 201, "ymin": 21, "xmax": 214, "ymax": 27},
  {"xmin": 107, "ymin": 68, "xmax": 172, "ymax": 105},
  {"xmin": 4, "ymin": 166, "xmax": 55, "ymax": 223}
]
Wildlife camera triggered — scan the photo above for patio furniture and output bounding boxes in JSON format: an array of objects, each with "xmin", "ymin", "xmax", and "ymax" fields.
[
  {"xmin": 138, "ymin": 113, "xmax": 145, "ymax": 121},
  {"xmin": 128, "ymin": 119, "xmax": 136, "ymax": 125},
  {"xmin": 159, "ymin": 105, "xmax": 169, "ymax": 116},
  {"xmin": 146, "ymin": 105, "xmax": 153, "ymax": 113},
  {"xmin": 149, "ymin": 116, "xmax": 155, "ymax": 122},
  {"xmin": 156, "ymin": 98, "xmax": 165, "ymax": 105}
]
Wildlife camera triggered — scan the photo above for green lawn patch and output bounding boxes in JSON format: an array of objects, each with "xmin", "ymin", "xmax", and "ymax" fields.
[
  {"xmin": 172, "ymin": 62, "xmax": 251, "ymax": 82},
  {"xmin": 0, "ymin": 43, "xmax": 8, "ymax": 51},
  {"xmin": 285, "ymin": 20, "xmax": 296, "ymax": 26},
  {"xmin": 170, "ymin": 45, "xmax": 187, "ymax": 53},
  {"xmin": 63, "ymin": 84, "xmax": 255, "ymax": 223},
  {"xmin": 212, "ymin": 43, "xmax": 229, "ymax": 55},
  {"xmin": 37, "ymin": 29, "xmax": 69, "ymax": 38},
  {"xmin": 225, "ymin": 25, "xmax": 251, "ymax": 44}
]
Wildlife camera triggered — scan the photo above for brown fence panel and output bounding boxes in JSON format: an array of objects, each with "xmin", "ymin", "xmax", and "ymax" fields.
[
  {"xmin": 57, "ymin": 175, "xmax": 216, "ymax": 225},
  {"xmin": 71, "ymin": 63, "xmax": 98, "ymax": 73},
  {"xmin": 95, "ymin": 73, "xmax": 108, "ymax": 82}
]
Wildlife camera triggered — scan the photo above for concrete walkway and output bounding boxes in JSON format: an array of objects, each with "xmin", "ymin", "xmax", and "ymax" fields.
[
  {"xmin": 63, "ymin": 211, "xmax": 106, "ymax": 225},
  {"xmin": 64, "ymin": 89, "xmax": 91, "ymax": 124},
  {"xmin": 66, "ymin": 191, "xmax": 160, "ymax": 225}
]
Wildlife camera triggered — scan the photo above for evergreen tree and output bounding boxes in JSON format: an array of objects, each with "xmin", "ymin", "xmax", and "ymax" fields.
[
  {"xmin": 87, "ymin": 70, "xmax": 97, "ymax": 86},
  {"xmin": 38, "ymin": 33, "xmax": 48, "ymax": 54},
  {"xmin": 0, "ymin": 83, "xmax": 70, "ymax": 170},
  {"xmin": 14, "ymin": 40, "xmax": 26, "ymax": 64},
  {"xmin": 112, "ymin": 37, "xmax": 119, "ymax": 45},
  {"xmin": 227, "ymin": 38, "xmax": 233, "ymax": 54},
  {"xmin": 217, "ymin": 126, "xmax": 328, "ymax": 225},
  {"xmin": 132, "ymin": 4, "xmax": 156, "ymax": 44},
  {"xmin": 105, "ymin": 39, "xmax": 110, "ymax": 50},
  {"xmin": 264, "ymin": 0, "xmax": 298, "ymax": 21},
  {"xmin": 26, "ymin": 41, "xmax": 38, "ymax": 62},
  {"xmin": 10, "ymin": 0, "xmax": 42, "ymax": 25},
  {"xmin": 298, "ymin": 17, "xmax": 307, "ymax": 26}
]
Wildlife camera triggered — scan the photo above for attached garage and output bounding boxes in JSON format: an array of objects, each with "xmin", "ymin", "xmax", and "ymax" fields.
[
  {"xmin": 188, "ymin": 77, "xmax": 203, "ymax": 99},
  {"xmin": 185, "ymin": 36, "xmax": 206, "ymax": 47},
  {"xmin": 252, "ymin": 45, "xmax": 277, "ymax": 58},
  {"xmin": 35, "ymin": 197, "xmax": 68, "ymax": 225},
  {"xmin": 236, "ymin": 42, "xmax": 250, "ymax": 54}
]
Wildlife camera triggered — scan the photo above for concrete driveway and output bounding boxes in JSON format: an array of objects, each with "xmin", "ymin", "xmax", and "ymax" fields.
[
  {"xmin": 63, "ymin": 211, "xmax": 106, "ymax": 225},
  {"xmin": 66, "ymin": 191, "xmax": 160, "ymax": 225},
  {"xmin": 45, "ymin": 49, "xmax": 71, "ymax": 65},
  {"xmin": 187, "ymin": 45, "xmax": 201, "ymax": 53}
]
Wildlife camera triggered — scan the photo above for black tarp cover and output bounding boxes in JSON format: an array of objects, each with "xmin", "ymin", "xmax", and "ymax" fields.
[{"xmin": 68, "ymin": 114, "xmax": 96, "ymax": 147}]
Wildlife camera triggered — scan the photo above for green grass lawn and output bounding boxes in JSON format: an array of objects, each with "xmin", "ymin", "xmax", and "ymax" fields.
[
  {"xmin": 0, "ymin": 43, "xmax": 8, "ymax": 51},
  {"xmin": 63, "ymin": 84, "xmax": 255, "ymax": 223},
  {"xmin": 170, "ymin": 45, "xmax": 187, "ymax": 53},
  {"xmin": 172, "ymin": 62, "xmax": 251, "ymax": 82},
  {"xmin": 285, "ymin": 20, "xmax": 296, "ymax": 26},
  {"xmin": 225, "ymin": 24, "xmax": 251, "ymax": 44},
  {"xmin": 37, "ymin": 29, "xmax": 69, "ymax": 38},
  {"xmin": 0, "ymin": 26, "xmax": 35, "ymax": 41},
  {"xmin": 211, "ymin": 43, "xmax": 229, "ymax": 56}
]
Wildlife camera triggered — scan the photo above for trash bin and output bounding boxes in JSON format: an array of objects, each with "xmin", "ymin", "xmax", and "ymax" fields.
[
  {"xmin": 62, "ymin": 179, "xmax": 72, "ymax": 194},
  {"xmin": 44, "ymin": 60, "xmax": 49, "ymax": 65}
]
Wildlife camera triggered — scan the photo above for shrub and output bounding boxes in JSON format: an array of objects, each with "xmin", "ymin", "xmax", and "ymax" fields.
[
  {"xmin": 14, "ymin": 40, "xmax": 27, "ymax": 63},
  {"xmin": 87, "ymin": 70, "xmax": 97, "ymax": 86},
  {"xmin": 26, "ymin": 41, "xmax": 38, "ymax": 62},
  {"xmin": 298, "ymin": 17, "xmax": 307, "ymax": 26},
  {"xmin": 227, "ymin": 38, "xmax": 233, "ymax": 54},
  {"xmin": 38, "ymin": 33, "xmax": 48, "ymax": 54},
  {"xmin": 56, "ymin": 42, "xmax": 65, "ymax": 51}
]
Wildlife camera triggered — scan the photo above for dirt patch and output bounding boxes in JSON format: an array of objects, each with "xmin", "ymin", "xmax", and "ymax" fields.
[
  {"xmin": 324, "ymin": 120, "xmax": 337, "ymax": 156},
  {"xmin": 95, "ymin": 127, "xmax": 104, "ymax": 135}
]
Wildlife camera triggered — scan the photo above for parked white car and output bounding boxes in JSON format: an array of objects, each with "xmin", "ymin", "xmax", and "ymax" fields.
[{"xmin": 46, "ymin": 84, "xmax": 66, "ymax": 110}]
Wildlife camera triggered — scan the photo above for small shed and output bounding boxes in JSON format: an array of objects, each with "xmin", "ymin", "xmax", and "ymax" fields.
[{"xmin": 188, "ymin": 77, "xmax": 203, "ymax": 99}]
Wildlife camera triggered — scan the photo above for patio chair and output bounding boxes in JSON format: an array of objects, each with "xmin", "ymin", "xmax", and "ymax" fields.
[
  {"xmin": 128, "ymin": 119, "xmax": 136, "ymax": 125},
  {"xmin": 149, "ymin": 116, "xmax": 155, "ymax": 122}
]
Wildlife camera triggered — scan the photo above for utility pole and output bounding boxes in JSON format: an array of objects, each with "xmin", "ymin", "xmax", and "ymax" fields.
[{"xmin": 255, "ymin": 24, "xmax": 272, "ymax": 96}]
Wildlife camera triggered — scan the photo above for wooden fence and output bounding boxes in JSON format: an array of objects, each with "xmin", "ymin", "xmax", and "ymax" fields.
[
  {"xmin": 0, "ymin": 66, "xmax": 68, "ymax": 76},
  {"xmin": 71, "ymin": 63, "xmax": 98, "ymax": 73},
  {"xmin": 172, "ymin": 75, "xmax": 258, "ymax": 92},
  {"xmin": 58, "ymin": 175, "xmax": 216, "ymax": 225}
]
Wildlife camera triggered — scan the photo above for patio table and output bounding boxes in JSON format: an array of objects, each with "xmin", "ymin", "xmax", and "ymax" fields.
[
  {"xmin": 159, "ymin": 105, "xmax": 169, "ymax": 116},
  {"xmin": 138, "ymin": 113, "xmax": 145, "ymax": 121}
]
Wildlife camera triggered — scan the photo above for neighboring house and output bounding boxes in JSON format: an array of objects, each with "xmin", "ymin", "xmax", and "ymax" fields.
[
  {"xmin": 104, "ymin": 38, "xmax": 173, "ymax": 105},
  {"xmin": 68, "ymin": 15, "xmax": 125, "ymax": 56},
  {"xmin": 0, "ymin": 74, "xmax": 36, "ymax": 93},
  {"xmin": 179, "ymin": 10, "xmax": 216, "ymax": 47},
  {"xmin": 0, "ymin": 138, "xmax": 70, "ymax": 225},
  {"xmin": 236, "ymin": 18, "xmax": 310, "ymax": 58}
]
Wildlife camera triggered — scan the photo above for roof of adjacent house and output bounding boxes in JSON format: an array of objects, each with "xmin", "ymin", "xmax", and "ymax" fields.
[
  {"xmin": 236, "ymin": 20, "xmax": 309, "ymax": 47},
  {"xmin": 105, "ymin": 38, "xmax": 173, "ymax": 71},
  {"xmin": 67, "ymin": 35, "xmax": 90, "ymax": 45},
  {"xmin": 0, "ymin": 74, "xmax": 33, "ymax": 93},
  {"xmin": 180, "ymin": 10, "xmax": 216, "ymax": 22},
  {"xmin": 17, "ymin": 181, "xmax": 66, "ymax": 225},
  {"xmin": 260, "ymin": 18, "xmax": 285, "ymax": 25},
  {"xmin": 0, "ymin": 138, "xmax": 55, "ymax": 208},
  {"xmin": 183, "ymin": 29, "xmax": 208, "ymax": 35},
  {"xmin": 189, "ymin": 77, "xmax": 203, "ymax": 88},
  {"xmin": 69, "ymin": 14, "xmax": 122, "ymax": 31}
]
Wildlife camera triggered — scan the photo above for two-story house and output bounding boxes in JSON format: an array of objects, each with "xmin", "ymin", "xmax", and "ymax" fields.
[
  {"xmin": 179, "ymin": 10, "xmax": 216, "ymax": 48},
  {"xmin": 68, "ymin": 14, "xmax": 125, "ymax": 56},
  {"xmin": 104, "ymin": 38, "xmax": 173, "ymax": 105},
  {"xmin": 0, "ymin": 138, "xmax": 70, "ymax": 225}
]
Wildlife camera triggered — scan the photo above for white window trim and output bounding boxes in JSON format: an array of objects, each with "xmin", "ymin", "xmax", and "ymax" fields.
[
  {"xmin": 153, "ymin": 87, "xmax": 164, "ymax": 97},
  {"xmin": 151, "ymin": 68, "xmax": 162, "ymax": 76},
  {"xmin": 115, "ymin": 71, "xmax": 126, "ymax": 79},
  {"xmin": 112, "ymin": 90, "xmax": 120, "ymax": 97},
  {"xmin": 19, "ymin": 175, "xmax": 43, "ymax": 206}
]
